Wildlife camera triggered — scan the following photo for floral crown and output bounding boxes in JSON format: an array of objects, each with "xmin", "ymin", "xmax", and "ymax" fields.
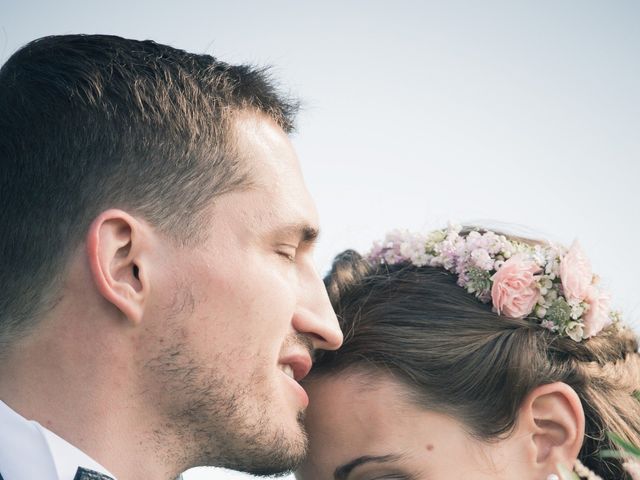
[{"xmin": 364, "ymin": 224, "xmax": 621, "ymax": 342}]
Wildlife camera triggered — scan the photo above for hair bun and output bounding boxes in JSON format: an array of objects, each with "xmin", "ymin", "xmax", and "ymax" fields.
[{"xmin": 324, "ymin": 249, "xmax": 373, "ymax": 308}]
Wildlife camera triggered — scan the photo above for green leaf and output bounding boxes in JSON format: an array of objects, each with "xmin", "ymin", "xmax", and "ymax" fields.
[
  {"xmin": 599, "ymin": 448, "xmax": 627, "ymax": 459},
  {"xmin": 546, "ymin": 298, "xmax": 571, "ymax": 326},
  {"xmin": 608, "ymin": 432, "xmax": 640, "ymax": 458}
]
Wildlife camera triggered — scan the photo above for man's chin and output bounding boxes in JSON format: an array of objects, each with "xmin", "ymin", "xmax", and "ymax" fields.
[
  {"xmin": 220, "ymin": 411, "xmax": 309, "ymax": 476},
  {"xmin": 225, "ymin": 443, "xmax": 307, "ymax": 477}
]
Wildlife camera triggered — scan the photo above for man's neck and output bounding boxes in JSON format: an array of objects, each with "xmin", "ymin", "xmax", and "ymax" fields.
[{"xmin": 0, "ymin": 319, "xmax": 181, "ymax": 480}]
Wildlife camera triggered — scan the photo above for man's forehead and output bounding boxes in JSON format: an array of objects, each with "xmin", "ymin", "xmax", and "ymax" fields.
[
  {"xmin": 233, "ymin": 113, "xmax": 303, "ymax": 181},
  {"xmin": 227, "ymin": 111, "xmax": 321, "ymax": 241}
]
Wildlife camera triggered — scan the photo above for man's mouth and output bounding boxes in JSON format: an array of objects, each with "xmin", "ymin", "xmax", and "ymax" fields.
[
  {"xmin": 280, "ymin": 364, "xmax": 295, "ymax": 379},
  {"xmin": 278, "ymin": 353, "xmax": 312, "ymax": 382}
]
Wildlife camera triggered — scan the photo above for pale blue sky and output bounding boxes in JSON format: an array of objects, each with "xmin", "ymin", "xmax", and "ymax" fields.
[{"xmin": 2, "ymin": 1, "xmax": 639, "ymax": 479}]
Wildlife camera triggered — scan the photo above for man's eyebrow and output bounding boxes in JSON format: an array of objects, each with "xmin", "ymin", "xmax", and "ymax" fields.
[
  {"xmin": 275, "ymin": 223, "xmax": 320, "ymax": 245},
  {"xmin": 334, "ymin": 454, "xmax": 403, "ymax": 480}
]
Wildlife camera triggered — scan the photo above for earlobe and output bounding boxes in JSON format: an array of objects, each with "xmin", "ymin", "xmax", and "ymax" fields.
[
  {"xmin": 520, "ymin": 382, "xmax": 585, "ymax": 475},
  {"xmin": 86, "ymin": 209, "xmax": 149, "ymax": 324}
]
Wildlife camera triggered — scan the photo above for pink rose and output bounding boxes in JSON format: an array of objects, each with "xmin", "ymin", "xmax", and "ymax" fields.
[
  {"xmin": 491, "ymin": 254, "xmax": 542, "ymax": 318},
  {"xmin": 560, "ymin": 240, "xmax": 593, "ymax": 303},
  {"xmin": 582, "ymin": 286, "xmax": 612, "ymax": 338}
]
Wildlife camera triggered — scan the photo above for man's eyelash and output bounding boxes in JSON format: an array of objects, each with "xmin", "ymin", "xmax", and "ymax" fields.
[
  {"xmin": 277, "ymin": 251, "xmax": 296, "ymax": 262},
  {"xmin": 371, "ymin": 475, "xmax": 410, "ymax": 480},
  {"xmin": 370, "ymin": 472, "xmax": 418, "ymax": 480}
]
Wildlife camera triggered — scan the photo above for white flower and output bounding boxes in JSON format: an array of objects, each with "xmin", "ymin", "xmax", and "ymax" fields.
[
  {"xmin": 425, "ymin": 231, "xmax": 446, "ymax": 254},
  {"xmin": 541, "ymin": 277, "xmax": 553, "ymax": 289},
  {"xmin": 399, "ymin": 233, "xmax": 427, "ymax": 263},
  {"xmin": 428, "ymin": 257, "xmax": 440, "ymax": 267},
  {"xmin": 623, "ymin": 460, "xmax": 640, "ymax": 480},
  {"xmin": 545, "ymin": 254, "xmax": 562, "ymax": 277},
  {"xmin": 466, "ymin": 231, "xmax": 482, "ymax": 250},
  {"xmin": 483, "ymin": 231, "xmax": 504, "ymax": 255},
  {"xmin": 570, "ymin": 303, "xmax": 586, "ymax": 320},
  {"xmin": 411, "ymin": 252, "xmax": 430, "ymax": 267},
  {"xmin": 447, "ymin": 222, "xmax": 462, "ymax": 235},
  {"xmin": 470, "ymin": 248, "xmax": 494, "ymax": 271},
  {"xmin": 544, "ymin": 289, "xmax": 559, "ymax": 305},
  {"xmin": 574, "ymin": 459, "xmax": 604, "ymax": 480},
  {"xmin": 566, "ymin": 322, "xmax": 585, "ymax": 342},
  {"xmin": 533, "ymin": 245, "xmax": 547, "ymax": 266}
]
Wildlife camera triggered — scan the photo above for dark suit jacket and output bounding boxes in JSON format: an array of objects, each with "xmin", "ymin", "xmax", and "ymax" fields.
[{"xmin": 73, "ymin": 468, "xmax": 114, "ymax": 480}]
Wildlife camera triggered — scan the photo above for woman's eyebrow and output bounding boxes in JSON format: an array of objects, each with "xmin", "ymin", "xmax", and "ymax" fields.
[{"xmin": 334, "ymin": 454, "xmax": 403, "ymax": 480}]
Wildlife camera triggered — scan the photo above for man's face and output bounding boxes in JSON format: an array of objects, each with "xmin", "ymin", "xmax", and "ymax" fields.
[{"xmin": 141, "ymin": 114, "xmax": 343, "ymax": 474}]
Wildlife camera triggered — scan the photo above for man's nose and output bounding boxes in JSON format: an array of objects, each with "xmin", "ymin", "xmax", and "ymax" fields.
[{"xmin": 292, "ymin": 267, "xmax": 343, "ymax": 351}]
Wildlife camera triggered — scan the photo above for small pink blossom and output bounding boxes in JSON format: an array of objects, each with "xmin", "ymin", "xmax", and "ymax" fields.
[
  {"xmin": 560, "ymin": 240, "xmax": 593, "ymax": 303},
  {"xmin": 582, "ymin": 286, "xmax": 612, "ymax": 338},
  {"xmin": 491, "ymin": 254, "xmax": 542, "ymax": 318}
]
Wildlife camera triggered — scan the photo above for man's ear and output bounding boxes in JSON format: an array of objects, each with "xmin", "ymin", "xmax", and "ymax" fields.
[
  {"xmin": 518, "ymin": 382, "xmax": 585, "ymax": 476},
  {"xmin": 86, "ymin": 209, "xmax": 150, "ymax": 324}
]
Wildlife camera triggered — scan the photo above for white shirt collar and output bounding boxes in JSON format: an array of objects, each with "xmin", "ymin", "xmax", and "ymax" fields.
[{"xmin": 0, "ymin": 400, "xmax": 117, "ymax": 480}]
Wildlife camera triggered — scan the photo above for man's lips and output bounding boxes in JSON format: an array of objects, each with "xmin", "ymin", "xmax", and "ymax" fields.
[{"xmin": 278, "ymin": 352, "xmax": 313, "ymax": 382}]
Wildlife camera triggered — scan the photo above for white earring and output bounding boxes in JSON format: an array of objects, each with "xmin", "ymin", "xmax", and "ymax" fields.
[{"xmin": 547, "ymin": 475, "xmax": 559, "ymax": 480}]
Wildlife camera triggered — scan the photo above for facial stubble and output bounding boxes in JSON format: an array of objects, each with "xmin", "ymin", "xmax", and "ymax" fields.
[{"xmin": 145, "ymin": 333, "xmax": 309, "ymax": 477}]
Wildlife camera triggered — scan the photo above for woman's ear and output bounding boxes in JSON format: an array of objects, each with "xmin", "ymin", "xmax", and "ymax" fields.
[
  {"xmin": 86, "ymin": 209, "xmax": 150, "ymax": 324},
  {"xmin": 518, "ymin": 382, "xmax": 585, "ymax": 476}
]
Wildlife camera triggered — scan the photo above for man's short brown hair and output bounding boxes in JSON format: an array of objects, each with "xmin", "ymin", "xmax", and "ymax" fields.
[{"xmin": 0, "ymin": 34, "xmax": 298, "ymax": 344}]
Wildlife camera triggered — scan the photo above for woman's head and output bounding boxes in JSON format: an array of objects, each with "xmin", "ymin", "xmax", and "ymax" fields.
[{"xmin": 297, "ymin": 229, "xmax": 640, "ymax": 480}]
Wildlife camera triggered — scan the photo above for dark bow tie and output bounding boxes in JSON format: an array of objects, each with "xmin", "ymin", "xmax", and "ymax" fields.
[{"xmin": 74, "ymin": 467, "xmax": 115, "ymax": 480}]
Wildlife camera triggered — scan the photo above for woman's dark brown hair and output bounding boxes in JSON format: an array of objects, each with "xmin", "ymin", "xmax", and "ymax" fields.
[{"xmin": 313, "ymin": 248, "xmax": 640, "ymax": 479}]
